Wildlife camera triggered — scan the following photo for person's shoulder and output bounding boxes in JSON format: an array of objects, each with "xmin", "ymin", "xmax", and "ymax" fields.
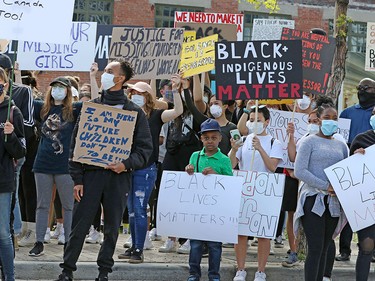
[{"xmin": 227, "ymin": 122, "xmax": 237, "ymax": 129}]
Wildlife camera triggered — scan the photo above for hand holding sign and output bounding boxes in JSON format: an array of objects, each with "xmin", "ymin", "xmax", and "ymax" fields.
[{"xmin": 107, "ymin": 162, "xmax": 126, "ymax": 174}]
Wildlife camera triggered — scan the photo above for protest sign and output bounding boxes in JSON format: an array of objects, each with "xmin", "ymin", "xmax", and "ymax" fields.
[
  {"xmin": 365, "ymin": 22, "xmax": 375, "ymax": 71},
  {"xmin": 17, "ymin": 22, "xmax": 97, "ymax": 71},
  {"xmin": 179, "ymin": 34, "xmax": 218, "ymax": 77},
  {"xmin": 281, "ymin": 28, "xmax": 336, "ymax": 95},
  {"xmin": 0, "ymin": 39, "xmax": 9, "ymax": 52},
  {"xmin": 258, "ymin": 99, "xmax": 294, "ymax": 105},
  {"xmin": 183, "ymin": 31, "xmax": 196, "ymax": 43},
  {"xmin": 175, "ymin": 11, "xmax": 244, "ymax": 41},
  {"xmin": 157, "ymin": 171, "xmax": 243, "ymax": 243},
  {"xmin": 73, "ymin": 102, "xmax": 137, "ymax": 169},
  {"xmin": 233, "ymin": 170, "xmax": 285, "ymax": 239},
  {"xmin": 175, "ymin": 22, "xmax": 237, "ymax": 42},
  {"xmin": 267, "ymin": 109, "xmax": 351, "ymax": 169},
  {"xmin": 109, "ymin": 27, "xmax": 184, "ymax": 79},
  {"xmin": 252, "ymin": 19, "xmax": 295, "ymax": 41},
  {"xmin": 0, "ymin": 0, "xmax": 74, "ymax": 44},
  {"xmin": 324, "ymin": 144, "xmax": 375, "ymax": 232},
  {"xmin": 215, "ymin": 40, "xmax": 303, "ymax": 100}
]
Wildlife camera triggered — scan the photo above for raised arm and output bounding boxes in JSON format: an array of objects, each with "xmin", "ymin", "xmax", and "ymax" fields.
[
  {"xmin": 287, "ymin": 122, "xmax": 297, "ymax": 162},
  {"xmin": 90, "ymin": 62, "xmax": 100, "ymax": 100},
  {"xmin": 150, "ymin": 79, "xmax": 168, "ymax": 110},
  {"xmin": 192, "ymin": 74, "xmax": 207, "ymax": 114},
  {"xmin": 161, "ymin": 74, "xmax": 183, "ymax": 123}
]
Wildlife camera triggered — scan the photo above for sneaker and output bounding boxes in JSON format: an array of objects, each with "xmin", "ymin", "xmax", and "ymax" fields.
[
  {"xmin": 233, "ymin": 270, "xmax": 247, "ymax": 281},
  {"xmin": 44, "ymin": 228, "xmax": 51, "ymax": 244},
  {"xmin": 274, "ymin": 235, "xmax": 284, "ymax": 248},
  {"xmin": 55, "ymin": 272, "xmax": 73, "ymax": 281},
  {"xmin": 149, "ymin": 228, "xmax": 162, "ymax": 241},
  {"xmin": 118, "ymin": 247, "xmax": 134, "ymax": 259},
  {"xmin": 29, "ymin": 241, "xmax": 44, "ymax": 257},
  {"xmin": 158, "ymin": 238, "xmax": 176, "ymax": 253},
  {"xmin": 322, "ymin": 277, "xmax": 331, "ymax": 281},
  {"xmin": 58, "ymin": 230, "xmax": 65, "ymax": 245},
  {"xmin": 282, "ymin": 252, "xmax": 299, "ymax": 267},
  {"xmin": 18, "ymin": 229, "xmax": 35, "ymax": 247},
  {"xmin": 250, "ymin": 239, "xmax": 258, "ymax": 247},
  {"xmin": 123, "ymin": 236, "xmax": 132, "ymax": 248},
  {"xmin": 51, "ymin": 223, "xmax": 63, "ymax": 239},
  {"xmin": 187, "ymin": 275, "xmax": 200, "ymax": 281},
  {"xmin": 128, "ymin": 248, "xmax": 144, "ymax": 264},
  {"xmin": 254, "ymin": 271, "xmax": 266, "ymax": 281},
  {"xmin": 85, "ymin": 227, "xmax": 101, "ymax": 244},
  {"xmin": 144, "ymin": 232, "xmax": 153, "ymax": 250},
  {"xmin": 95, "ymin": 277, "xmax": 108, "ymax": 281},
  {"xmin": 177, "ymin": 239, "xmax": 190, "ymax": 254},
  {"xmin": 269, "ymin": 243, "xmax": 275, "ymax": 255},
  {"xmin": 222, "ymin": 243, "xmax": 235, "ymax": 248}
]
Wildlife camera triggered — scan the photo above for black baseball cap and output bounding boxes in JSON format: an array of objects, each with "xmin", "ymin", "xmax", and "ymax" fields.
[
  {"xmin": 50, "ymin": 77, "xmax": 71, "ymax": 87},
  {"xmin": 0, "ymin": 53, "xmax": 12, "ymax": 69}
]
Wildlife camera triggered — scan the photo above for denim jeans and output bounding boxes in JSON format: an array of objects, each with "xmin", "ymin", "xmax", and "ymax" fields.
[
  {"xmin": 13, "ymin": 157, "xmax": 25, "ymax": 235},
  {"xmin": 189, "ymin": 240, "xmax": 222, "ymax": 280},
  {"xmin": 0, "ymin": 192, "xmax": 15, "ymax": 281},
  {"xmin": 128, "ymin": 164, "xmax": 157, "ymax": 250}
]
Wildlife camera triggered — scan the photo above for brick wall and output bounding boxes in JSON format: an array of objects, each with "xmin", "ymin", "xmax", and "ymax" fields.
[
  {"xmin": 294, "ymin": 6, "xmax": 326, "ymax": 33},
  {"xmin": 206, "ymin": 0, "xmax": 238, "ymax": 13},
  {"xmin": 113, "ymin": 0, "xmax": 154, "ymax": 27}
]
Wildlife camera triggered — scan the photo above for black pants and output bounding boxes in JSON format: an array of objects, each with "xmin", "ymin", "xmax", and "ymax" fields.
[
  {"xmin": 276, "ymin": 211, "xmax": 285, "ymax": 238},
  {"xmin": 339, "ymin": 223, "xmax": 353, "ymax": 255},
  {"xmin": 60, "ymin": 170, "xmax": 130, "ymax": 276},
  {"xmin": 301, "ymin": 195, "xmax": 339, "ymax": 281},
  {"xmin": 324, "ymin": 240, "xmax": 336, "ymax": 278},
  {"xmin": 356, "ymin": 224, "xmax": 375, "ymax": 281}
]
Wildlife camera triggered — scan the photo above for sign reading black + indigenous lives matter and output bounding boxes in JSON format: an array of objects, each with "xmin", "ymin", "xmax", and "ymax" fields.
[
  {"xmin": 281, "ymin": 28, "xmax": 336, "ymax": 95},
  {"xmin": 215, "ymin": 40, "xmax": 303, "ymax": 101}
]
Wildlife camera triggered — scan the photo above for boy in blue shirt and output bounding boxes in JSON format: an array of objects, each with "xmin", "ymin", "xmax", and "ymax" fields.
[{"xmin": 185, "ymin": 118, "xmax": 233, "ymax": 281}]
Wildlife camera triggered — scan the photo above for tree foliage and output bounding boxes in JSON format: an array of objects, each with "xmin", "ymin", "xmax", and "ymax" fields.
[{"xmin": 243, "ymin": 0, "xmax": 280, "ymax": 12}]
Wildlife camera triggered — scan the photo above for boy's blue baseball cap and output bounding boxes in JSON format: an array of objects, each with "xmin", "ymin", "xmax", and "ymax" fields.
[{"xmin": 199, "ymin": 118, "xmax": 221, "ymax": 134}]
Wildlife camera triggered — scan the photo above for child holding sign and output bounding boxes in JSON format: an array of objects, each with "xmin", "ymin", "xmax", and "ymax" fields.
[{"xmin": 185, "ymin": 118, "xmax": 233, "ymax": 281}]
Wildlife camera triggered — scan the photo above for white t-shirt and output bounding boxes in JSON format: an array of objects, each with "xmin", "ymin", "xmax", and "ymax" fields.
[{"xmin": 236, "ymin": 134, "xmax": 283, "ymax": 172}]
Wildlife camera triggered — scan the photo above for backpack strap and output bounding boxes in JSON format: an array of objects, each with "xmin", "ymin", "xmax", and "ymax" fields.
[
  {"xmin": 196, "ymin": 153, "xmax": 201, "ymax": 173},
  {"xmin": 9, "ymin": 105, "xmax": 15, "ymax": 124},
  {"xmin": 271, "ymin": 137, "xmax": 275, "ymax": 148}
]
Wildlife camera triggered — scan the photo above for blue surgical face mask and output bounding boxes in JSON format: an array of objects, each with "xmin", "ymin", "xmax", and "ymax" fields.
[
  {"xmin": 370, "ymin": 115, "xmax": 375, "ymax": 130},
  {"xmin": 131, "ymin": 94, "xmax": 145, "ymax": 108},
  {"xmin": 164, "ymin": 90, "xmax": 174, "ymax": 103},
  {"xmin": 51, "ymin": 86, "xmax": 67, "ymax": 101},
  {"xmin": 321, "ymin": 120, "xmax": 338, "ymax": 136}
]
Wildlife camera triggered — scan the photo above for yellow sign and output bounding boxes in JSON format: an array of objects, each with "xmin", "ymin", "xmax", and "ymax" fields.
[
  {"xmin": 183, "ymin": 31, "xmax": 196, "ymax": 43},
  {"xmin": 179, "ymin": 34, "xmax": 218, "ymax": 77},
  {"xmin": 258, "ymin": 99, "xmax": 295, "ymax": 105}
]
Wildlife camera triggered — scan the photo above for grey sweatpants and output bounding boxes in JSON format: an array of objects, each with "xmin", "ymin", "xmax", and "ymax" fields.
[{"xmin": 34, "ymin": 173, "xmax": 74, "ymax": 243}]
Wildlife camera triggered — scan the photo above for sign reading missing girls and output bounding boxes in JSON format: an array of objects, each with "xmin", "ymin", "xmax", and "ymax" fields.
[
  {"xmin": 17, "ymin": 22, "xmax": 97, "ymax": 71},
  {"xmin": 157, "ymin": 171, "xmax": 243, "ymax": 243},
  {"xmin": 324, "ymin": 145, "xmax": 375, "ymax": 232},
  {"xmin": 109, "ymin": 27, "xmax": 184, "ymax": 79},
  {"xmin": 0, "ymin": 0, "xmax": 74, "ymax": 44},
  {"xmin": 73, "ymin": 103, "xmax": 137, "ymax": 169},
  {"xmin": 233, "ymin": 170, "xmax": 285, "ymax": 239},
  {"xmin": 281, "ymin": 28, "xmax": 336, "ymax": 95},
  {"xmin": 215, "ymin": 40, "xmax": 303, "ymax": 100}
]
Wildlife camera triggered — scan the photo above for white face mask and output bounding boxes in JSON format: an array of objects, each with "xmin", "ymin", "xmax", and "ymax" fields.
[
  {"xmin": 101, "ymin": 72, "xmax": 116, "ymax": 90},
  {"xmin": 297, "ymin": 95, "xmax": 311, "ymax": 110},
  {"xmin": 51, "ymin": 86, "xmax": 66, "ymax": 101},
  {"xmin": 71, "ymin": 86, "xmax": 79, "ymax": 98},
  {"xmin": 209, "ymin": 105, "xmax": 222, "ymax": 119},
  {"xmin": 131, "ymin": 94, "xmax": 145, "ymax": 108},
  {"xmin": 307, "ymin": 123, "xmax": 320, "ymax": 135},
  {"xmin": 248, "ymin": 121, "xmax": 265, "ymax": 135}
]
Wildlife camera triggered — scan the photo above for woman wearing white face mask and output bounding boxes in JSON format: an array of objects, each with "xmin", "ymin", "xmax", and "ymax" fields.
[
  {"xmin": 30, "ymin": 77, "xmax": 82, "ymax": 257},
  {"xmin": 118, "ymin": 75, "xmax": 183, "ymax": 263}
]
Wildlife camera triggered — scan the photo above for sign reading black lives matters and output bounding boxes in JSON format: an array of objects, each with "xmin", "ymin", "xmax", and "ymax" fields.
[
  {"xmin": 281, "ymin": 28, "xmax": 336, "ymax": 95},
  {"xmin": 215, "ymin": 40, "xmax": 303, "ymax": 101}
]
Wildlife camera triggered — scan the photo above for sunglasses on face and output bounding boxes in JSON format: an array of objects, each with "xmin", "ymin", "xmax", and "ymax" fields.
[{"xmin": 356, "ymin": 85, "xmax": 375, "ymax": 91}]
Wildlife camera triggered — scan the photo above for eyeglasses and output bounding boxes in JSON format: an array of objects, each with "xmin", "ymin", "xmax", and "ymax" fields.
[
  {"xmin": 356, "ymin": 85, "xmax": 375, "ymax": 91},
  {"xmin": 250, "ymin": 105, "xmax": 266, "ymax": 109}
]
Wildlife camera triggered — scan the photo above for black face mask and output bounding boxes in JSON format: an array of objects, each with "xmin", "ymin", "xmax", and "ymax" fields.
[
  {"xmin": 0, "ymin": 84, "xmax": 4, "ymax": 96},
  {"xmin": 358, "ymin": 90, "xmax": 375, "ymax": 109}
]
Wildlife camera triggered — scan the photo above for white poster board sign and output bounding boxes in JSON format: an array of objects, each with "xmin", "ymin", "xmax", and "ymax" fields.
[
  {"xmin": 365, "ymin": 22, "xmax": 375, "ymax": 71},
  {"xmin": 157, "ymin": 171, "xmax": 243, "ymax": 243},
  {"xmin": 252, "ymin": 19, "xmax": 295, "ymax": 41},
  {"xmin": 233, "ymin": 170, "xmax": 285, "ymax": 239},
  {"xmin": 0, "ymin": 0, "xmax": 74, "ymax": 44},
  {"xmin": 267, "ymin": 109, "xmax": 351, "ymax": 168},
  {"xmin": 17, "ymin": 22, "xmax": 97, "ymax": 71},
  {"xmin": 324, "ymin": 144, "xmax": 375, "ymax": 232}
]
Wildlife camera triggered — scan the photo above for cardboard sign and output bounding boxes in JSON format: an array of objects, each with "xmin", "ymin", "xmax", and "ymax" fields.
[
  {"xmin": 0, "ymin": 0, "xmax": 74, "ymax": 44},
  {"xmin": 73, "ymin": 102, "xmax": 137, "ymax": 168},
  {"xmin": 233, "ymin": 170, "xmax": 285, "ymax": 239},
  {"xmin": 179, "ymin": 34, "xmax": 218, "ymax": 77},
  {"xmin": 17, "ymin": 22, "xmax": 97, "ymax": 71},
  {"xmin": 252, "ymin": 19, "xmax": 295, "ymax": 41},
  {"xmin": 0, "ymin": 39, "xmax": 9, "ymax": 52},
  {"xmin": 175, "ymin": 22, "xmax": 237, "ymax": 42},
  {"xmin": 109, "ymin": 27, "xmax": 184, "ymax": 79},
  {"xmin": 258, "ymin": 99, "xmax": 294, "ymax": 105},
  {"xmin": 175, "ymin": 11, "xmax": 244, "ymax": 41},
  {"xmin": 157, "ymin": 171, "xmax": 243, "ymax": 243},
  {"xmin": 324, "ymin": 144, "xmax": 375, "ymax": 232},
  {"xmin": 365, "ymin": 22, "xmax": 375, "ymax": 71},
  {"xmin": 183, "ymin": 31, "xmax": 196, "ymax": 43},
  {"xmin": 267, "ymin": 109, "xmax": 351, "ymax": 169},
  {"xmin": 215, "ymin": 40, "xmax": 303, "ymax": 100},
  {"xmin": 281, "ymin": 28, "xmax": 336, "ymax": 95}
]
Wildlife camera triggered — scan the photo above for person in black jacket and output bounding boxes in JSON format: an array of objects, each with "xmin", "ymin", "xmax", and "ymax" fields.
[
  {"xmin": 0, "ymin": 66, "xmax": 26, "ymax": 281},
  {"xmin": 55, "ymin": 59, "xmax": 153, "ymax": 281}
]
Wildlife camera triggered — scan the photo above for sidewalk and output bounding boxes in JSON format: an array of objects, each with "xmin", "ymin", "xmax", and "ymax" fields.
[{"xmin": 14, "ymin": 233, "xmax": 373, "ymax": 280}]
